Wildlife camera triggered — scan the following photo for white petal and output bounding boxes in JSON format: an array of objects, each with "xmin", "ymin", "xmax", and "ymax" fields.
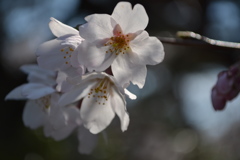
[
  {"xmin": 62, "ymin": 72, "xmax": 105, "ymax": 93},
  {"xmin": 70, "ymin": 49, "xmax": 87, "ymax": 73},
  {"xmin": 22, "ymin": 83, "xmax": 55, "ymax": 99},
  {"xmin": 112, "ymin": 54, "xmax": 147, "ymax": 88},
  {"xmin": 81, "ymin": 72, "xmax": 107, "ymax": 81},
  {"xmin": 130, "ymin": 31, "xmax": 165, "ymax": 65},
  {"xmin": 36, "ymin": 38, "xmax": 73, "ymax": 71},
  {"xmin": 55, "ymin": 67, "xmax": 83, "ymax": 93},
  {"xmin": 5, "ymin": 84, "xmax": 27, "ymax": 100},
  {"xmin": 111, "ymin": 87, "xmax": 129, "ymax": 132},
  {"xmin": 55, "ymin": 71, "xmax": 67, "ymax": 92},
  {"xmin": 61, "ymin": 35, "xmax": 83, "ymax": 48},
  {"xmin": 20, "ymin": 64, "xmax": 56, "ymax": 77},
  {"xmin": 20, "ymin": 64, "xmax": 39, "ymax": 73},
  {"xmin": 77, "ymin": 41, "xmax": 116, "ymax": 72},
  {"xmin": 58, "ymin": 80, "xmax": 97, "ymax": 106},
  {"xmin": 124, "ymin": 89, "xmax": 137, "ymax": 100},
  {"xmin": 112, "ymin": 2, "xmax": 148, "ymax": 33},
  {"xmin": 80, "ymin": 95, "xmax": 115, "ymax": 134},
  {"xmin": 78, "ymin": 126, "xmax": 98, "ymax": 154},
  {"xmin": 23, "ymin": 100, "xmax": 46, "ymax": 129},
  {"xmin": 80, "ymin": 14, "xmax": 113, "ymax": 42},
  {"xmin": 55, "ymin": 71, "xmax": 71, "ymax": 93},
  {"xmin": 71, "ymin": 50, "xmax": 82, "ymax": 68},
  {"xmin": 20, "ymin": 65, "xmax": 56, "ymax": 86},
  {"xmin": 27, "ymin": 72, "xmax": 56, "ymax": 87},
  {"xmin": 49, "ymin": 17, "xmax": 78, "ymax": 37},
  {"xmin": 44, "ymin": 105, "xmax": 80, "ymax": 141}
]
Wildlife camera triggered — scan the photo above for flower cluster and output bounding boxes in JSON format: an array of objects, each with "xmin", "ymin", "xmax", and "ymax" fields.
[
  {"xmin": 5, "ymin": 2, "xmax": 164, "ymax": 154},
  {"xmin": 211, "ymin": 62, "xmax": 240, "ymax": 110}
]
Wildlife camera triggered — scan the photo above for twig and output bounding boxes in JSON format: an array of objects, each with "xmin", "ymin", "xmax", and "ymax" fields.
[{"xmin": 158, "ymin": 31, "xmax": 240, "ymax": 49}]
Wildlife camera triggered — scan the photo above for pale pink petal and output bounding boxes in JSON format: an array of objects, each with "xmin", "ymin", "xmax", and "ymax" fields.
[
  {"xmin": 5, "ymin": 84, "xmax": 27, "ymax": 100},
  {"xmin": 58, "ymin": 81, "xmax": 97, "ymax": 106},
  {"xmin": 49, "ymin": 17, "xmax": 78, "ymax": 37},
  {"xmin": 77, "ymin": 41, "xmax": 116, "ymax": 72},
  {"xmin": 78, "ymin": 126, "xmax": 98, "ymax": 154},
  {"xmin": 112, "ymin": 54, "xmax": 147, "ymax": 88},
  {"xmin": 130, "ymin": 31, "xmax": 164, "ymax": 65},
  {"xmin": 22, "ymin": 83, "xmax": 55, "ymax": 99},
  {"xmin": 112, "ymin": 2, "xmax": 148, "ymax": 33},
  {"xmin": 23, "ymin": 100, "xmax": 46, "ymax": 129},
  {"xmin": 36, "ymin": 38, "xmax": 73, "ymax": 71},
  {"xmin": 111, "ymin": 87, "xmax": 129, "ymax": 132},
  {"xmin": 80, "ymin": 14, "xmax": 113, "ymax": 42},
  {"xmin": 80, "ymin": 95, "xmax": 115, "ymax": 134}
]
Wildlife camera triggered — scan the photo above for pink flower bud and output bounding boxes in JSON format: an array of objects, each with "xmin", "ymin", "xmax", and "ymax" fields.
[
  {"xmin": 211, "ymin": 87, "xmax": 226, "ymax": 110},
  {"xmin": 211, "ymin": 61, "xmax": 240, "ymax": 110},
  {"xmin": 215, "ymin": 71, "xmax": 234, "ymax": 95}
]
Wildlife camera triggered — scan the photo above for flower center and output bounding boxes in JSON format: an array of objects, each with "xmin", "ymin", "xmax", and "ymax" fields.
[
  {"xmin": 36, "ymin": 95, "xmax": 51, "ymax": 110},
  {"xmin": 87, "ymin": 77, "xmax": 112, "ymax": 105},
  {"xmin": 60, "ymin": 46, "xmax": 74, "ymax": 65},
  {"xmin": 104, "ymin": 31, "xmax": 130, "ymax": 55}
]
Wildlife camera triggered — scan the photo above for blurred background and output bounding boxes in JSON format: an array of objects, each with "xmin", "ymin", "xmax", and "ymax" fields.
[{"xmin": 1, "ymin": 0, "xmax": 240, "ymax": 159}]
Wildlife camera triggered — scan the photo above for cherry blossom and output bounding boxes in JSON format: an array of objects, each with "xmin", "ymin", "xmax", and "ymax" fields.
[
  {"xmin": 5, "ymin": 65, "xmax": 76, "ymax": 136},
  {"xmin": 76, "ymin": 2, "xmax": 164, "ymax": 88},
  {"xmin": 5, "ymin": 65, "xmax": 98, "ymax": 154},
  {"xmin": 36, "ymin": 17, "xmax": 84, "ymax": 73},
  {"xmin": 5, "ymin": 1, "xmax": 167, "ymax": 155},
  {"xmin": 59, "ymin": 72, "xmax": 135, "ymax": 134}
]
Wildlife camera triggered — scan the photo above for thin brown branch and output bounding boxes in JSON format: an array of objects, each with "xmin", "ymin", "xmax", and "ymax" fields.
[{"xmin": 158, "ymin": 31, "xmax": 240, "ymax": 50}]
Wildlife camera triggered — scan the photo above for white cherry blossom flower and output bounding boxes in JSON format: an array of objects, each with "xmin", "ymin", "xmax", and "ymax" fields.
[
  {"xmin": 5, "ymin": 65, "xmax": 78, "ymax": 140},
  {"xmin": 23, "ymin": 96, "xmax": 81, "ymax": 141},
  {"xmin": 59, "ymin": 72, "xmax": 135, "ymax": 134},
  {"xmin": 20, "ymin": 93, "xmax": 98, "ymax": 153},
  {"xmin": 77, "ymin": 2, "xmax": 164, "ymax": 88},
  {"xmin": 36, "ymin": 17, "xmax": 84, "ymax": 72}
]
